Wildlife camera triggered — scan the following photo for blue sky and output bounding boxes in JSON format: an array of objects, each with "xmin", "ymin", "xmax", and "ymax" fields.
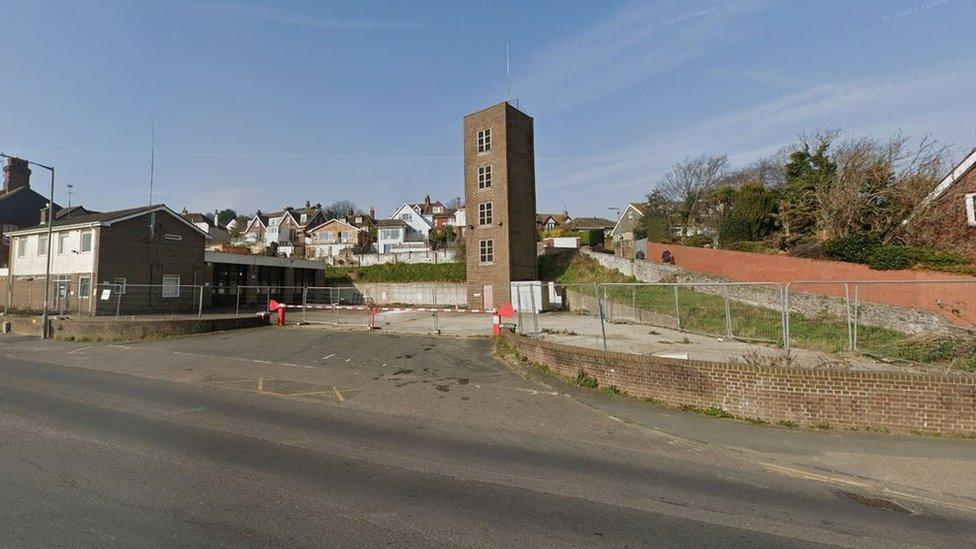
[{"xmin": 2, "ymin": 0, "xmax": 975, "ymax": 219}]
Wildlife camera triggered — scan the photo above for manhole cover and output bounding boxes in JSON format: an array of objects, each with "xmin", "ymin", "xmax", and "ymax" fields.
[{"xmin": 834, "ymin": 490, "xmax": 913, "ymax": 514}]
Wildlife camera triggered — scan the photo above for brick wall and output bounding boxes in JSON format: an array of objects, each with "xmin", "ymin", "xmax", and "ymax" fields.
[
  {"xmin": 645, "ymin": 242, "xmax": 976, "ymax": 326},
  {"xmin": 501, "ymin": 331, "xmax": 976, "ymax": 436},
  {"xmin": 4, "ymin": 314, "xmax": 268, "ymax": 340}
]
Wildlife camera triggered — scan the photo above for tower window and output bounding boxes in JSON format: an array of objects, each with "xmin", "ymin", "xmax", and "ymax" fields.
[
  {"xmin": 477, "ymin": 129, "xmax": 491, "ymax": 153},
  {"xmin": 478, "ymin": 202, "xmax": 493, "ymax": 226},
  {"xmin": 479, "ymin": 239, "xmax": 494, "ymax": 264},
  {"xmin": 478, "ymin": 165, "xmax": 492, "ymax": 189}
]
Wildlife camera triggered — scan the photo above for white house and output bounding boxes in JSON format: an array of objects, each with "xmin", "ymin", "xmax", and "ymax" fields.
[{"xmin": 390, "ymin": 202, "xmax": 435, "ymax": 242}]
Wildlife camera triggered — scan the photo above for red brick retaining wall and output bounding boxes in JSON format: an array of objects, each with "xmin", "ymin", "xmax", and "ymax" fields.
[
  {"xmin": 645, "ymin": 242, "xmax": 976, "ymax": 325},
  {"xmin": 501, "ymin": 331, "xmax": 976, "ymax": 436},
  {"xmin": 4, "ymin": 315, "xmax": 269, "ymax": 340}
]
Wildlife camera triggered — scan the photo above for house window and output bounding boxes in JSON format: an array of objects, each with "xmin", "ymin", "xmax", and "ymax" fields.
[
  {"xmin": 479, "ymin": 239, "xmax": 494, "ymax": 264},
  {"xmin": 16, "ymin": 237, "xmax": 26, "ymax": 258},
  {"xmin": 161, "ymin": 274, "xmax": 180, "ymax": 298},
  {"xmin": 477, "ymin": 129, "xmax": 491, "ymax": 153},
  {"xmin": 478, "ymin": 165, "xmax": 492, "ymax": 189},
  {"xmin": 478, "ymin": 202, "xmax": 493, "ymax": 226},
  {"xmin": 58, "ymin": 233, "xmax": 70, "ymax": 254},
  {"xmin": 80, "ymin": 230, "xmax": 93, "ymax": 253},
  {"xmin": 37, "ymin": 235, "xmax": 48, "ymax": 256},
  {"xmin": 380, "ymin": 228, "xmax": 400, "ymax": 240},
  {"xmin": 966, "ymin": 193, "xmax": 976, "ymax": 227},
  {"xmin": 401, "ymin": 213, "xmax": 413, "ymax": 221},
  {"xmin": 2, "ymin": 224, "xmax": 15, "ymax": 245},
  {"xmin": 78, "ymin": 275, "xmax": 91, "ymax": 299}
]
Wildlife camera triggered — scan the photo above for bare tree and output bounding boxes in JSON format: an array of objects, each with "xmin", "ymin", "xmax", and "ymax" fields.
[
  {"xmin": 659, "ymin": 155, "xmax": 729, "ymax": 237},
  {"xmin": 817, "ymin": 134, "xmax": 947, "ymax": 240}
]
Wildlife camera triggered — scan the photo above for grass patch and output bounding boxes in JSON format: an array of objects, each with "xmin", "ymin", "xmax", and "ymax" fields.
[
  {"xmin": 777, "ymin": 419, "xmax": 799, "ymax": 428},
  {"xmin": 326, "ymin": 262, "xmax": 465, "ymax": 283},
  {"xmin": 602, "ymin": 384, "xmax": 621, "ymax": 395}
]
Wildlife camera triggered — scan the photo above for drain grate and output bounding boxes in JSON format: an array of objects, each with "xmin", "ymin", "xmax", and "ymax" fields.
[{"xmin": 835, "ymin": 490, "xmax": 914, "ymax": 514}]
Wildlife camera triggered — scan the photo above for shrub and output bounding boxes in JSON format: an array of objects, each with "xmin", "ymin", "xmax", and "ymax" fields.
[
  {"xmin": 865, "ymin": 245, "xmax": 911, "ymax": 270},
  {"xmin": 789, "ymin": 238, "xmax": 825, "ymax": 259},
  {"xmin": 822, "ymin": 233, "xmax": 882, "ymax": 263},
  {"xmin": 575, "ymin": 369, "xmax": 598, "ymax": 388},
  {"xmin": 683, "ymin": 234, "xmax": 713, "ymax": 248},
  {"xmin": 725, "ymin": 241, "xmax": 775, "ymax": 254}
]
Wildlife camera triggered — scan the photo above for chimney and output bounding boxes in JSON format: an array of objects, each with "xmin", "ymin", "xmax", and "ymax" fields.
[
  {"xmin": 213, "ymin": 209, "xmax": 220, "ymax": 225},
  {"xmin": 305, "ymin": 200, "xmax": 311, "ymax": 208},
  {"xmin": 3, "ymin": 157, "xmax": 31, "ymax": 193},
  {"xmin": 181, "ymin": 207, "xmax": 188, "ymax": 215},
  {"xmin": 39, "ymin": 205, "xmax": 49, "ymax": 225},
  {"xmin": 347, "ymin": 209, "xmax": 354, "ymax": 217},
  {"xmin": 424, "ymin": 194, "xmax": 431, "ymax": 208},
  {"xmin": 369, "ymin": 207, "xmax": 375, "ymax": 219}
]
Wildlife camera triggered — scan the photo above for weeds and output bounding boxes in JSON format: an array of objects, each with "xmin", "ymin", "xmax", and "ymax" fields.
[
  {"xmin": 602, "ymin": 384, "xmax": 621, "ymax": 395},
  {"xmin": 575, "ymin": 369, "xmax": 599, "ymax": 388},
  {"xmin": 777, "ymin": 419, "xmax": 799, "ymax": 428}
]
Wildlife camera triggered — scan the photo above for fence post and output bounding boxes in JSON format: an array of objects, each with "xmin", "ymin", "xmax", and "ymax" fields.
[
  {"xmin": 115, "ymin": 285, "xmax": 122, "ymax": 317},
  {"xmin": 266, "ymin": 286, "xmax": 271, "ymax": 312},
  {"xmin": 595, "ymin": 283, "xmax": 608, "ymax": 351},
  {"xmin": 722, "ymin": 284, "xmax": 732, "ymax": 338},
  {"xmin": 843, "ymin": 283, "xmax": 853, "ymax": 352},
  {"xmin": 631, "ymin": 285, "xmax": 637, "ymax": 321},
  {"xmin": 781, "ymin": 285, "xmax": 791, "ymax": 357},
  {"xmin": 302, "ymin": 287, "xmax": 308, "ymax": 322},
  {"xmin": 852, "ymin": 283, "xmax": 860, "ymax": 352},
  {"xmin": 432, "ymin": 285, "xmax": 439, "ymax": 334},
  {"xmin": 197, "ymin": 285, "xmax": 204, "ymax": 318},
  {"xmin": 672, "ymin": 285, "xmax": 681, "ymax": 331},
  {"xmin": 235, "ymin": 287, "xmax": 241, "ymax": 317},
  {"xmin": 529, "ymin": 283, "xmax": 538, "ymax": 335}
]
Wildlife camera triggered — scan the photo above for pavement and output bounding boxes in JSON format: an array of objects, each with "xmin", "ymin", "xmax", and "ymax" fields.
[{"xmin": 0, "ymin": 326, "xmax": 974, "ymax": 547}]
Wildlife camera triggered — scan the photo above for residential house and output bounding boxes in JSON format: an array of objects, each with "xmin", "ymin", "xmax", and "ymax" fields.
[
  {"xmin": 564, "ymin": 216, "xmax": 616, "ymax": 235},
  {"xmin": 306, "ymin": 218, "xmax": 369, "ymax": 258},
  {"xmin": 906, "ymin": 146, "xmax": 976, "ymax": 260},
  {"xmin": 55, "ymin": 205, "xmax": 99, "ymax": 221},
  {"xmin": 610, "ymin": 202, "xmax": 646, "ymax": 257},
  {"xmin": 5, "ymin": 204, "xmax": 207, "ymax": 314},
  {"xmin": 0, "ymin": 157, "xmax": 62, "ymax": 267},
  {"xmin": 375, "ymin": 219, "xmax": 427, "ymax": 253},
  {"xmin": 239, "ymin": 202, "xmax": 326, "ymax": 257},
  {"xmin": 181, "ymin": 209, "xmax": 231, "ymax": 245},
  {"xmin": 537, "ymin": 212, "xmax": 571, "ymax": 232}
]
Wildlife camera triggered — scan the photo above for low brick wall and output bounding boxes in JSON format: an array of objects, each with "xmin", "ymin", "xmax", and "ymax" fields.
[
  {"xmin": 500, "ymin": 331, "xmax": 976, "ymax": 436},
  {"xmin": 3, "ymin": 314, "xmax": 269, "ymax": 341}
]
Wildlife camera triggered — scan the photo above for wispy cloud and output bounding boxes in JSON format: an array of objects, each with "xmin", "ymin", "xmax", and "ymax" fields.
[
  {"xmin": 190, "ymin": 1, "xmax": 421, "ymax": 31},
  {"xmin": 518, "ymin": 0, "xmax": 775, "ymax": 113},
  {"xmin": 538, "ymin": 62, "xmax": 976, "ymax": 196}
]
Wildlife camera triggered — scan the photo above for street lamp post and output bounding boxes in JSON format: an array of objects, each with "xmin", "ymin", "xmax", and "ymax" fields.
[{"xmin": 1, "ymin": 153, "xmax": 55, "ymax": 339}]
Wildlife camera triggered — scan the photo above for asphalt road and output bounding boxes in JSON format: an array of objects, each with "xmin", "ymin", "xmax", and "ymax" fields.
[{"xmin": 0, "ymin": 331, "xmax": 974, "ymax": 547}]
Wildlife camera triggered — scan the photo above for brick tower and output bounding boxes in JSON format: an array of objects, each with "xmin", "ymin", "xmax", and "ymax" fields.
[{"xmin": 463, "ymin": 102, "xmax": 538, "ymax": 309}]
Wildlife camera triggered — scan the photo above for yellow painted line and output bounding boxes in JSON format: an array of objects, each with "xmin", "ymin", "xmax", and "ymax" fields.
[{"xmin": 332, "ymin": 386, "xmax": 345, "ymax": 402}]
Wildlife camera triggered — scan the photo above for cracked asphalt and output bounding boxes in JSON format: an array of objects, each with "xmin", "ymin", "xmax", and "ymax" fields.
[{"xmin": 0, "ymin": 326, "xmax": 974, "ymax": 547}]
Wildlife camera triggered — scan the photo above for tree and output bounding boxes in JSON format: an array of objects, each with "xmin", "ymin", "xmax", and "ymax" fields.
[
  {"xmin": 322, "ymin": 200, "xmax": 358, "ymax": 220},
  {"xmin": 637, "ymin": 190, "xmax": 676, "ymax": 242},
  {"xmin": 428, "ymin": 225, "xmax": 457, "ymax": 250},
  {"xmin": 777, "ymin": 132, "xmax": 836, "ymax": 240},
  {"xmin": 659, "ymin": 155, "xmax": 728, "ymax": 237},
  {"xmin": 216, "ymin": 209, "xmax": 237, "ymax": 226},
  {"xmin": 718, "ymin": 182, "xmax": 777, "ymax": 244}
]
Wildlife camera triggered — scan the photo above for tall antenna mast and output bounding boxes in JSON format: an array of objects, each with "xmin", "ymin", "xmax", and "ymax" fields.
[
  {"xmin": 506, "ymin": 42, "xmax": 511, "ymax": 100},
  {"xmin": 66, "ymin": 184, "xmax": 73, "ymax": 209},
  {"xmin": 148, "ymin": 119, "xmax": 156, "ymax": 238}
]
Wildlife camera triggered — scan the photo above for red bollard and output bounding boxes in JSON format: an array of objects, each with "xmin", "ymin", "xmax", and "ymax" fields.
[
  {"xmin": 276, "ymin": 306, "xmax": 286, "ymax": 326},
  {"xmin": 492, "ymin": 313, "xmax": 501, "ymax": 336}
]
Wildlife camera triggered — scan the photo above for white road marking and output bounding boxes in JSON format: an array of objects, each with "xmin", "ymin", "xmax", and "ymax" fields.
[
  {"xmin": 67, "ymin": 346, "xmax": 90, "ymax": 354},
  {"xmin": 321, "ymin": 353, "xmax": 336, "ymax": 360},
  {"xmin": 512, "ymin": 388, "xmax": 560, "ymax": 396}
]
